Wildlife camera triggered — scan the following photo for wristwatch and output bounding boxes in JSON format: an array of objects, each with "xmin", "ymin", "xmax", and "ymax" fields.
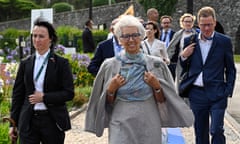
[
  {"xmin": 155, "ymin": 88, "xmax": 161, "ymax": 93},
  {"xmin": 107, "ymin": 92, "xmax": 115, "ymax": 97}
]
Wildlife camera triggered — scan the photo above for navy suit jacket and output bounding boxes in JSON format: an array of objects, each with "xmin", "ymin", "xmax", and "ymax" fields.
[
  {"xmin": 180, "ymin": 32, "xmax": 236, "ymax": 101},
  {"xmin": 82, "ymin": 27, "xmax": 95, "ymax": 53},
  {"xmin": 11, "ymin": 51, "xmax": 74, "ymax": 134},
  {"xmin": 160, "ymin": 29, "xmax": 175, "ymax": 41},
  {"xmin": 87, "ymin": 38, "xmax": 115, "ymax": 75}
]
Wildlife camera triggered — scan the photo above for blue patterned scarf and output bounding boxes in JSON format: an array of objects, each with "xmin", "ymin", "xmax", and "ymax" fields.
[{"xmin": 116, "ymin": 51, "xmax": 152, "ymax": 101}]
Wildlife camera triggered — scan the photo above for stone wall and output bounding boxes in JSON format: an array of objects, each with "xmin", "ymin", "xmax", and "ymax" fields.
[{"xmin": 0, "ymin": 1, "xmax": 145, "ymax": 31}]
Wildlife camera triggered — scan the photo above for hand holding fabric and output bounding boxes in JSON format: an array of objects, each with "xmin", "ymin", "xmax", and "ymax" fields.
[{"xmin": 144, "ymin": 71, "xmax": 161, "ymax": 89}]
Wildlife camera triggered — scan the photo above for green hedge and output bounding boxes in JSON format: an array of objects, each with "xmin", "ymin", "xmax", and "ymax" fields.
[
  {"xmin": 52, "ymin": 2, "xmax": 73, "ymax": 13},
  {"xmin": 56, "ymin": 26, "xmax": 108, "ymax": 53},
  {"xmin": 0, "ymin": 26, "xmax": 108, "ymax": 54}
]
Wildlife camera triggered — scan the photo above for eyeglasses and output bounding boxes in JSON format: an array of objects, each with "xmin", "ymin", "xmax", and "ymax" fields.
[
  {"xmin": 199, "ymin": 23, "xmax": 214, "ymax": 28},
  {"xmin": 120, "ymin": 33, "xmax": 141, "ymax": 40},
  {"xmin": 145, "ymin": 28, "xmax": 154, "ymax": 31},
  {"xmin": 162, "ymin": 22, "xmax": 170, "ymax": 24},
  {"xmin": 183, "ymin": 20, "xmax": 193, "ymax": 23}
]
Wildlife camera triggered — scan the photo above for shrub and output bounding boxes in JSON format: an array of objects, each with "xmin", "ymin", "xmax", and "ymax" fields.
[
  {"xmin": 63, "ymin": 53, "xmax": 94, "ymax": 87},
  {"xmin": 52, "ymin": 2, "xmax": 73, "ymax": 13},
  {"xmin": 0, "ymin": 123, "xmax": 11, "ymax": 143}
]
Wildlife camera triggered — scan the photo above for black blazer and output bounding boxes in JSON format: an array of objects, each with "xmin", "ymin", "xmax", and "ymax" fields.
[
  {"xmin": 10, "ymin": 51, "xmax": 74, "ymax": 133},
  {"xmin": 82, "ymin": 27, "xmax": 95, "ymax": 53},
  {"xmin": 87, "ymin": 38, "xmax": 115, "ymax": 75}
]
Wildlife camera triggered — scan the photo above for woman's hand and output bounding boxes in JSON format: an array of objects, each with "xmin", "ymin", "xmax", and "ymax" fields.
[
  {"xmin": 9, "ymin": 127, "xmax": 18, "ymax": 142},
  {"xmin": 28, "ymin": 91, "xmax": 44, "ymax": 104},
  {"xmin": 107, "ymin": 74, "xmax": 126, "ymax": 93},
  {"xmin": 144, "ymin": 71, "xmax": 165, "ymax": 103},
  {"xmin": 106, "ymin": 74, "xmax": 126, "ymax": 104},
  {"xmin": 144, "ymin": 71, "xmax": 161, "ymax": 89}
]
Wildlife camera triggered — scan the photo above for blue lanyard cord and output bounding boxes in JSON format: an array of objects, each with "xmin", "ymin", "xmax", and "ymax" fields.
[{"xmin": 34, "ymin": 52, "xmax": 50, "ymax": 82}]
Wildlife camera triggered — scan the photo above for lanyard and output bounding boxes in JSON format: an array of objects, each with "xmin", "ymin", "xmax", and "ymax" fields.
[{"xmin": 34, "ymin": 52, "xmax": 50, "ymax": 82}]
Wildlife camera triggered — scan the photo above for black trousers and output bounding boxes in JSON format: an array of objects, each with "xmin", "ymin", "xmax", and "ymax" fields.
[{"xmin": 19, "ymin": 111, "xmax": 65, "ymax": 144}]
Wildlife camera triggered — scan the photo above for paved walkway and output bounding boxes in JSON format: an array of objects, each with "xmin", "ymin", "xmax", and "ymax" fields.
[
  {"xmin": 66, "ymin": 107, "xmax": 240, "ymax": 144},
  {"xmin": 65, "ymin": 63, "xmax": 240, "ymax": 144},
  {"xmin": 228, "ymin": 63, "xmax": 240, "ymax": 123}
]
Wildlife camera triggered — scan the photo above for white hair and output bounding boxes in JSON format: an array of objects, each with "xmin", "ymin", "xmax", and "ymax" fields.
[{"xmin": 114, "ymin": 15, "xmax": 145, "ymax": 40}]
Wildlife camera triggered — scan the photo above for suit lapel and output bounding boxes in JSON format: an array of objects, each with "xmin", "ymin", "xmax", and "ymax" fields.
[
  {"xmin": 25, "ymin": 55, "xmax": 36, "ymax": 91},
  {"xmin": 44, "ymin": 52, "xmax": 55, "ymax": 90}
]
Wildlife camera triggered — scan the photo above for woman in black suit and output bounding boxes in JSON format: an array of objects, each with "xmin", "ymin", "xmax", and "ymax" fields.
[{"xmin": 9, "ymin": 17, "xmax": 74, "ymax": 144}]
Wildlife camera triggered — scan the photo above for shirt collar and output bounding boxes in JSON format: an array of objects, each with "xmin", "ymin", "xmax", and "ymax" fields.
[
  {"xmin": 198, "ymin": 32, "xmax": 215, "ymax": 41},
  {"xmin": 35, "ymin": 49, "xmax": 50, "ymax": 59}
]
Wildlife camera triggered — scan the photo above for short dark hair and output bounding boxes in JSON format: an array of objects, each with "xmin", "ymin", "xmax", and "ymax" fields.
[
  {"xmin": 160, "ymin": 15, "xmax": 173, "ymax": 23},
  {"xmin": 85, "ymin": 19, "xmax": 92, "ymax": 26},
  {"xmin": 33, "ymin": 17, "xmax": 58, "ymax": 49}
]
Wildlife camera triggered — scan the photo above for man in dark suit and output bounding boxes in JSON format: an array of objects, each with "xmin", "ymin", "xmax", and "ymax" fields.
[
  {"xmin": 87, "ymin": 35, "xmax": 122, "ymax": 76},
  {"xmin": 180, "ymin": 7, "xmax": 236, "ymax": 144},
  {"xmin": 159, "ymin": 15, "xmax": 176, "ymax": 79},
  {"xmin": 82, "ymin": 19, "xmax": 95, "ymax": 53},
  {"xmin": 9, "ymin": 18, "xmax": 74, "ymax": 144},
  {"xmin": 159, "ymin": 15, "xmax": 175, "ymax": 47}
]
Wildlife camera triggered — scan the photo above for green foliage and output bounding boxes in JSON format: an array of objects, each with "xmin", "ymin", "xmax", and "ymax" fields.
[
  {"xmin": 52, "ymin": 2, "xmax": 73, "ymax": 13},
  {"xmin": 63, "ymin": 53, "xmax": 94, "ymax": 87},
  {"xmin": 56, "ymin": 26, "xmax": 82, "ymax": 49},
  {"xmin": 234, "ymin": 55, "xmax": 240, "ymax": 63},
  {"xmin": 0, "ymin": 123, "xmax": 11, "ymax": 143},
  {"xmin": 0, "ymin": 28, "xmax": 30, "ymax": 62},
  {"xmin": 92, "ymin": 30, "xmax": 109, "ymax": 49},
  {"xmin": 139, "ymin": 0, "xmax": 178, "ymax": 16},
  {"xmin": 93, "ymin": 0, "xmax": 116, "ymax": 7},
  {"xmin": 73, "ymin": 86, "xmax": 92, "ymax": 107},
  {"xmin": 0, "ymin": 0, "xmax": 41, "ymax": 21},
  {"xmin": 56, "ymin": 26, "xmax": 108, "ymax": 52},
  {"xmin": 61, "ymin": 53, "xmax": 94, "ymax": 108},
  {"xmin": 0, "ymin": 62, "xmax": 19, "ymax": 144},
  {"xmin": 0, "ymin": 100, "xmax": 10, "ymax": 117}
]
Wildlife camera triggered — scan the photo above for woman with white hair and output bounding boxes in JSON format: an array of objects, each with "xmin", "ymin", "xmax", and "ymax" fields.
[{"xmin": 85, "ymin": 15, "xmax": 194, "ymax": 144}]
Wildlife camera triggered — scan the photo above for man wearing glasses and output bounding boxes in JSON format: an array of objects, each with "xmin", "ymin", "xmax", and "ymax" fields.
[
  {"xmin": 159, "ymin": 15, "xmax": 175, "ymax": 48},
  {"xmin": 180, "ymin": 6, "xmax": 236, "ymax": 144}
]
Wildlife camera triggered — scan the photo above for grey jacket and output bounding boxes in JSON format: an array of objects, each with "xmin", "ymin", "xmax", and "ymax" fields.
[{"xmin": 84, "ymin": 53, "xmax": 194, "ymax": 137}]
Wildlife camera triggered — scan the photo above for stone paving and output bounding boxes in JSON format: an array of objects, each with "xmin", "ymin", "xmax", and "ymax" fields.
[
  {"xmin": 228, "ymin": 63, "xmax": 240, "ymax": 123},
  {"xmin": 65, "ymin": 106, "xmax": 240, "ymax": 144}
]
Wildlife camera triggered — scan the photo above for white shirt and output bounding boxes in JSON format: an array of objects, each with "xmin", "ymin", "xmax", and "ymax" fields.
[
  {"xmin": 161, "ymin": 29, "xmax": 172, "ymax": 48},
  {"xmin": 33, "ymin": 50, "xmax": 50, "ymax": 110},
  {"xmin": 141, "ymin": 39, "xmax": 170, "ymax": 64},
  {"xmin": 193, "ymin": 32, "xmax": 214, "ymax": 86}
]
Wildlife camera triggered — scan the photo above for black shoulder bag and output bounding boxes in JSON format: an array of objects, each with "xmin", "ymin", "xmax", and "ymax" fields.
[{"xmin": 179, "ymin": 34, "xmax": 196, "ymax": 98}]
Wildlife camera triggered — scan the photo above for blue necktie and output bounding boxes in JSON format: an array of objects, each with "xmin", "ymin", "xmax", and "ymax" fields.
[{"xmin": 163, "ymin": 31, "xmax": 168, "ymax": 42}]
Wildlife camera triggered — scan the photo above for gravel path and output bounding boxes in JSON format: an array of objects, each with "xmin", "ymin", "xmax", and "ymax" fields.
[{"xmin": 65, "ymin": 107, "xmax": 240, "ymax": 144}]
